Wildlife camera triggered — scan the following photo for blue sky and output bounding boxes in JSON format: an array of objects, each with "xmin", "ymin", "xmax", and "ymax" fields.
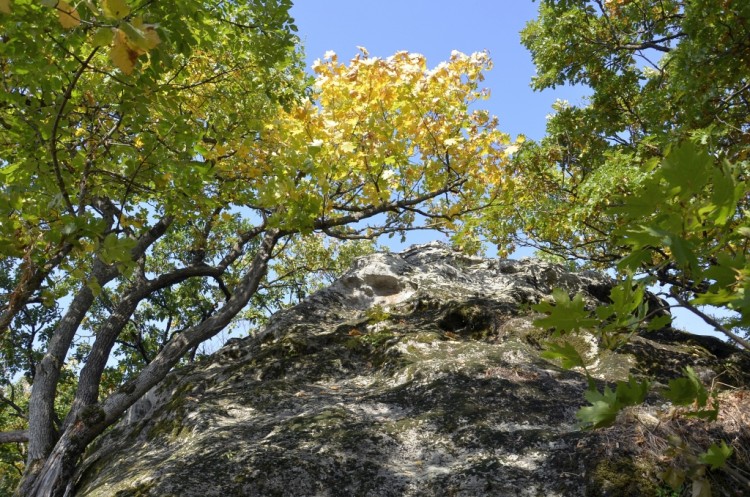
[{"xmin": 289, "ymin": 2, "xmax": 723, "ymax": 337}]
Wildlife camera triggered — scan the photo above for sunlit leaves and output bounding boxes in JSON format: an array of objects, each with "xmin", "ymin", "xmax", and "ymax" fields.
[
  {"xmin": 102, "ymin": 0, "xmax": 130, "ymax": 20},
  {"xmin": 56, "ymin": 0, "xmax": 80, "ymax": 28},
  {"xmin": 251, "ymin": 48, "xmax": 509, "ymax": 236}
]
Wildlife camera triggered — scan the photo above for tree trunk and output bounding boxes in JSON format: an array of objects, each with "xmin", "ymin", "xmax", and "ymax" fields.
[
  {"xmin": 16, "ymin": 231, "xmax": 279, "ymax": 496},
  {"xmin": 17, "ymin": 419, "xmax": 102, "ymax": 497},
  {"xmin": 22, "ymin": 218, "xmax": 173, "ymax": 489}
]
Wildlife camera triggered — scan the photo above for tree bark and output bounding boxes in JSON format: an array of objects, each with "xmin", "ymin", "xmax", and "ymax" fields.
[
  {"xmin": 22, "ymin": 217, "xmax": 172, "ymax": 490},
  {"xmin": 17, "ymin": 231, "xmax": 279, "ymax": 497},
  {"xmin": 0, "ymin": 430, "xmax": 29, "ymax": 444}
]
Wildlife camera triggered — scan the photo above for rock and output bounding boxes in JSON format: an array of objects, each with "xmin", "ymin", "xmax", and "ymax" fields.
[{"xmin": 74, "ymin": 242, "xmax": 750, "ymax": 497}]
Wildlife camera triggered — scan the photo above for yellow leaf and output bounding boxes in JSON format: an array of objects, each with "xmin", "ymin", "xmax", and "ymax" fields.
[
  {"xmin": 339, "ymin": 142, "xmax": 356, "ymax": 154},
  {"xmin": 142, "ymin": 25, "xmax": 160, "ymax": 49},
  {"xmin": 102, "ymin": 0, "xmax": 130, "ymax": 19},
  {"xmin": 0, "ymin": 0, "xmax": 11, "ymax": 15},
  {"xmin": 504, "ymin": 145, "xmax": 519, "ymax": 157},
  {"xmin": 110, "ymin": 29, "xmax": 137, "ymax": 75},
  {"xmin": 57, "ymin": 0, "xmax": 80, "ymax": 29}
]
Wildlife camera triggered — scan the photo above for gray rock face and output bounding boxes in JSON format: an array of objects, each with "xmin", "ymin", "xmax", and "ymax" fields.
[{"xmin": 75, "ymin": 242, "xmax": 750, "ymax": 497}]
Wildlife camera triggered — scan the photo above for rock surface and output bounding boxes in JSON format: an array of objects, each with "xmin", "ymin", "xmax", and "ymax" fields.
[{"xmin": 75, "ymin": 242, "xmax": 750, "ymax": 496}]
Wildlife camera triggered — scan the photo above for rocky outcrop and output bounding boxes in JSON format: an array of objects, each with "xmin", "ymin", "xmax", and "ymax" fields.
[{"xmin": 74, "ymin": 242, "xmax": 750, "ymax": 496}]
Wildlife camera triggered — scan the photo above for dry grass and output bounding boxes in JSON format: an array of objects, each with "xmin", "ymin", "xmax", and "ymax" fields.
[{"xmin": 593, "ymin": 388, "xmax": 750, "ymax": 496}]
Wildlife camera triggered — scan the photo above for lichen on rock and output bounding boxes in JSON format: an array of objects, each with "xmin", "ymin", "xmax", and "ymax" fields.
[{"xmin": 73, "ymin": 242, "xmax": 750, "ymax": 496}]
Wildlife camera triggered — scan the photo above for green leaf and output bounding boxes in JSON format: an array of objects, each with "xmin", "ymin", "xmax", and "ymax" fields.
[
  {"xmin": 540, "ymin": 341, "xmax": 584, "ymax": 369},
  {"xmin": 92, "ymin": 27, "xmax": 114, "ymax": 47},
  {"xmin": 577, "ymin": 385, "xmax": 619, "ymax": 428},
  {"xmin": 87, "ymin": 278, "xmax": 102, "ymax": 298},
  {"xmin": 707, "ymin": 166, "xmax": 737, "ymax": 226},
  {"xmin": 646, "ymin": 314, "xmax": 672, "ymax": 331},
  {"xmin": 659, "ymin": 142, "xmax": 712, "ymax": 198},
  {"xmin": 700, "ymin": 441, "xmax": 733, "ymax": 470},
  {"xmin": 102, "ymin": 0, "xmax": 130, "ymax": 20},
  {"xmin": 663, "ymin": 366, "xmax": 708, "ymax": 407},
  {"xmin": 533, "ymin": 288, "xmax": 599, "ymax": 333},
  {"xmin": 578, "ymin": 376, "xmax": 650, "ymax": 429},
  {"xmin": 615, "ymin": 376, "xmax": 650, "ymax": 406},
  {"xmin": 669, "ymin": 236, "xmax": 699, "ymax": 275},
  {"xmin": 616, "ymin": 249, "xmax": 651, "ymax": 272}
]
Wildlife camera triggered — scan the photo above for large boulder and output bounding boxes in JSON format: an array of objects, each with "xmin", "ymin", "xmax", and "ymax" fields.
[{"xmin": 75, "ymin": 242, "xmax": 750, "ymax": 496}]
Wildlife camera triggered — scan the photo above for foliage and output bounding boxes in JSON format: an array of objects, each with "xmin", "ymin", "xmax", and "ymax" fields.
[
  {"xmin": 0, "ymin": 1, "xmax": 511, "ymax": 494},
  {"xmin": 487, "ymin": 0, "xmax": 750, "ymax": 279},
  {"xmin": 516, "ymin": 2, "xmax": 750, "ymax": 492},
  {"xmin": 577, "ymin": 376, "xmax": 650, "ymax": 428}
]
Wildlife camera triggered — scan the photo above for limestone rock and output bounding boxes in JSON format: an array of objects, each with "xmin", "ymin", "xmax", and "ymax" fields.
[{"xmin": 75, "ymin": 242, "xmax": 750, "ymax": 497}]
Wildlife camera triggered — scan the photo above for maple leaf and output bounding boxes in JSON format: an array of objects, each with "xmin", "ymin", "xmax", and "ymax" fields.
[{"xmin": 532, "ymin": 288, "xmax": 599, "ymax": 333}]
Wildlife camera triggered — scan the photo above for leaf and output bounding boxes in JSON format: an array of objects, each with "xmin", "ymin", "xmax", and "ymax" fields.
[
  {"xmin": 691, "ymin": 479, "xmax": 712, "ymax": 497},
  {"xmin": 0, "ymin": 0, "xmax": 10, "ymax": 14},
  {"xmin": 646, "ymin": 314, "xmax": 672, "ymax": 331},
  {"xmin": 339, "ymin": 142, "xmax": 356, "ymax": 154},
  {"xmin": 660, "ymin": 466, "xmax": 686, "ymax": 491},
  {"xmin": 92, "ymin": 27, "xmax": 115, "ymax": 47},
  {"xmin": 57, "ymin": 0, "xmax": 81, "ymax": 29},
  {"xmin": 87, "ymin": 278, "xmax": 102, "ymax": 298},
  {"xmin": 120, "ymin": 21, "xmax": 160, "ymax": 53},
  {"xmin": 577, "ymin": 376, "xmax": 650, "ymax": 429},
  {"xmin": 700, "ymin": 441, "xmax": 733, "ymax": 470},
  {"xmin": 663, "ymin": 366, "xmax": 708, "ymax": 407},
  {"xmin": 541, "ymin": 341, "xmax": 584, "ymax": 369},
  {"xmin": 110, "ymin": 29, "xmax": 138, "ymax": 75},
  {"xmin": 533, "ymin": 288, "xmax": 599, "ymax": 333},
  {"xmin": 577, "ymin": 386, "xmax": 619, "ymax": 428},
  {"xmin": 708, "ymin": 166, "xmax": 738, "ymax": 226},
  {"xmin": 614, "ymin": 376, "xmax": 650, "ymax": 406},
  {"xmin": 660, "ymin": 142, "xmax": 712, "ymax": 198},
  {"xmin": 102, "ymin": 0, "xmax": 130, "ymax": 19}
]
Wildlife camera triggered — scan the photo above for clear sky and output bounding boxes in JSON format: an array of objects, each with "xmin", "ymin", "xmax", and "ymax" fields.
[{"xmin": 288, "ymin": 1, "xmax": 723, "ymax": 337}]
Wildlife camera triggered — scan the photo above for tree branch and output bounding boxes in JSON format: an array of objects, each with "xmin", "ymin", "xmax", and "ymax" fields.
[
  {"xmin": 671, "ymin": 293, "xmax": 750, "ymax": 351},
  {"xmin": 0, "ymin": 430, "xmax": 28, "ymax": 444}
]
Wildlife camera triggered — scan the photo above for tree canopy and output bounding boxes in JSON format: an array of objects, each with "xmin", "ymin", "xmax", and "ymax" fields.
[
  {"xmin": 0, "ymin": 1, "xmax": 513, "ymax": 494},
  {"xmin": 1, "ymin": 0, "xmax": 749, "ymax": 495},
  {"xmin": 484, "ymin": 0, "xmax": 750, "ymax": 346}
]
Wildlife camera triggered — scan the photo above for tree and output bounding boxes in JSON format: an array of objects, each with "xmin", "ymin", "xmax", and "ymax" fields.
[
  {"xmin": 485, "ymin": 0, "xmax": 750, "ymax": 348},
  {"xmin": 0, "ymin": 1, "xmax": 510, "ymax": 495},
  {"xmin": 483, "ymin": 1, "xmax": 750, "ymax": 492}
]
